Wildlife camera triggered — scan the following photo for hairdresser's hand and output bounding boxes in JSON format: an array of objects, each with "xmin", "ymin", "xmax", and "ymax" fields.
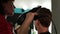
[
  {"xmin": 25, "ymin": 12, "xmax": 37, "ymax": 23},
  {"xmin": 16, "ymin": 12, "xmax": 37, "ymax": 34}
]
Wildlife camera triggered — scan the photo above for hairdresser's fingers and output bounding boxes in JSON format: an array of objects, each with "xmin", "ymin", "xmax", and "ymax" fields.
[
  {"xmin": 34, "ymin": 12, "xmax": 38, "ymax": 15},
  {"xmin": 25, "ymin": 12, "xmax": 37, "ymax": 23},
  {"xmin": 26, "ymin": 12, "xmax": 37, "ymax": 19},
  {"xmin": 26, "ymin": 12, "xmax": 37, "ymax": 18}
]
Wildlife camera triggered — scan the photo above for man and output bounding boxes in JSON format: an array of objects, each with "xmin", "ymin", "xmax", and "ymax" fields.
[{"xmin": 35, "ymin": 7, "xmax": 52, "ymax": 34}]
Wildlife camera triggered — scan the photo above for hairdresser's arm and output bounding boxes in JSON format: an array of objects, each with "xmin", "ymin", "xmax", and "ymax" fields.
[{"xmin": 16, "ymin": 12, "xmax": 37, "ymax": 34}]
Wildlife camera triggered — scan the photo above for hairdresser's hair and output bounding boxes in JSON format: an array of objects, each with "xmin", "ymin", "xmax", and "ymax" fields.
[
  {"xmin": 36, "ymin": 7, "xmax": 52, "ymax": 27},
  {"xmin": 0, "ymin": 0, "xmax": 9, "ymax": 15},
  {"xmin": 0, "ymin": 0, "xmax": 14, "ymax": 15}
]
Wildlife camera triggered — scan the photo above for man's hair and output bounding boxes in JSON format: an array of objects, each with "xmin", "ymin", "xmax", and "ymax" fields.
[
  {"xmin": 29, "ymin": 6, "xmax": 41, "ymax": 13},
  {"xmin": 36, "ymin": 7, "xmax": 52, "ymax": 27},
  {"xmin": 29, "ymin": 6, "xmax": 52, "ymax": 27}
]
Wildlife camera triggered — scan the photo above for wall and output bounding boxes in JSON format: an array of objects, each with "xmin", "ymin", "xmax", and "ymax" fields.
[{"xmin": 52, "ymin": 0, "xmax": 60, "ymax": 34}]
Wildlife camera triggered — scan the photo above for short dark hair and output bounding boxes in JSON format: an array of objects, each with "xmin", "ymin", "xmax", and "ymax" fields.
[
  {"xmin": 29, "ymin": 6, "xmax": 52, "ymax": 27},
  {"xmin": 29, "ymin": 6, "xmax": 41, "ymax": 13},
  {"xmin": 36, "ymin": 7, "xmax": 52, "ymax": 27}
]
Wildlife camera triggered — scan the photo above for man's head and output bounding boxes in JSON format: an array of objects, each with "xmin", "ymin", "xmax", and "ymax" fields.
[
  {"xmin": 0, "ymin": 0, "xmax": 15, "ymax": 16},
  {"xmin": 35, "ymin": 7, "xmax": 52, "ymax": 30}
]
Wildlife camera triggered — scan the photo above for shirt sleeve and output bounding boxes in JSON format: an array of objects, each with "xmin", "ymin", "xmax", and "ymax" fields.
[{"xmin": 0, "ymin": 16, "xmax": 13, "ymax": 34}]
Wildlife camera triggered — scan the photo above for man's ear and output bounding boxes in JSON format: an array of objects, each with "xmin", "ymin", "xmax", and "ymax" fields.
[{"xmin": 35, "ymin": 20, "xmax": 40, "ymax": 27}]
